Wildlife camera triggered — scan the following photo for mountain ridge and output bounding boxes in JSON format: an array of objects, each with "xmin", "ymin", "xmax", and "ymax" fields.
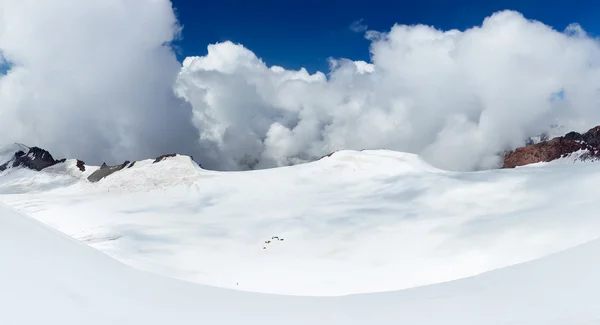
[
  {"xmin": 3, "ymin": 124, "xmax": 600, "ymax": 183},
  {"xmin": 504, "ymin": 125, "xmax": 600, "ymax": 168}
]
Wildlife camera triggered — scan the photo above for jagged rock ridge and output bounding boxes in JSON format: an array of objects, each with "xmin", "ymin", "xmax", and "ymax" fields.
[
  {"xmin": 0, "ymin": 144, "xmax": 189, "ymax": 183},
  {"xmin": 0, "ymin": 146, "xmax": 66, "ymax": 172},
  {"xmin": 86, "ymin": 161, "xmax": 131, "ymax": 183},
  {"xmin": 85, "ymin": 154, "xmax": 180, "ymax": 183},
  {"xmin": 154, "ymin": 153, "xmax": 177, "ymax": 163},
  {"xmin": 503, "ymin": 126, "xmax": 600, "ymax": 168}
]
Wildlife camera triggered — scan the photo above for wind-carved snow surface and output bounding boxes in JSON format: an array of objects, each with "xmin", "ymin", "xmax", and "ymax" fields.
[
  {"xmin": 2, "ymin": 149, "xmax": 600, "ymax": 298},
  {"xmin": 2, "ymin": 201, "xmax": 600, "ymax": 324}
]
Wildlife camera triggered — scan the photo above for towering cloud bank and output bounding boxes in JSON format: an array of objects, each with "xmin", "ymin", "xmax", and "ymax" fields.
[
  {"xmin": 0, "ymin": 0, "xmax": 200, "ymax": 165},
  {"xmin": 2, "ymin": 2, "xmax": 600, "ymax": 171},
  {"xmin": 177, "ymin": 11, "xmax": 600, "ymax": 171}
]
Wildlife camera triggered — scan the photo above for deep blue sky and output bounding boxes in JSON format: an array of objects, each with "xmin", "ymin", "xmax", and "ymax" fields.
[{"xmin": 170, "ymin": 0, "xmax": 599, "ymax": 73}]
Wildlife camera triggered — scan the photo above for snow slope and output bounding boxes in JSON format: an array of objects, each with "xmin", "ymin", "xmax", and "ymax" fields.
[
  {"xmin": 2, "ymin": 202, "xmax": 600, "ymax": 325},
  {"xmin": 2, "ymin": 150, "xmax": 600, "ymax": 296}
]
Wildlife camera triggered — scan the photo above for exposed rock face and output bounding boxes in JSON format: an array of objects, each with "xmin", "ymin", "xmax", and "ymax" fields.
[
  {"xmin": 87, "ymin": 153, "xmax": 181, "ymax": 183},
  {"xmin": 87, "ymin": 161, "xmax": 130, "ymax": 183},
  {"xmin": 0, "ymin": 143, "xmax": 200, "ymax": 182},
  {"xmin": 76, "ymin": 160, "xmax": 86, "ymax": 172},
  {"xmin": 503, "ymin": 126, "xmax": 600, "ymax": 168},
  {"xmin": 153, "ymin": 153, "xmax": 176, "ymax": 163},
  {"xmin": 0, "ymin": 147, "xmax": 66, "ymax": 172},
  {"xmin": 318, "ymin": 151, "xmax": 338, "ymax": 160}
]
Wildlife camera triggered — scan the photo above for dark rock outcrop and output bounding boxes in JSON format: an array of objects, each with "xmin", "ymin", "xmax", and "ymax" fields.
[
  {"xmin": 87, "ymin": 161, "xmax": 130, "ymax": 183},
  {"xmin": 76, "ymin": 160, "xmax": 86, "ymax": 172},
  {"xmin": 87, "ymin": 153, "xmax": 187, "ymax": 182},
  {"xmin": 503, "ymin": 126, "xmax": 600, "ymax": 168},
  {"xmin": 318, "ymin": 151, "xmax": 338, "ymax": 160},
  {"xmin": 153, "ymin": 153, "xmax": 176, "ymax": 163},
  {"xmin": 0, "ymin": 146, "xmax": 66, "ymax": 172},
  {"xmin": 1, "ymin": 143, "xmax": 202, "ymax": 183}
]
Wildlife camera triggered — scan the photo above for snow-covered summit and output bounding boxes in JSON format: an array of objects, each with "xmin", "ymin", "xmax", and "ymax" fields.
[
  {"xmin": 3, "ymin": 141, "xmax": 600, "ymax": 300},
  {"xmin": 316, "ymin": 149, "xmax": 443, "ymax": 174},
  {"xmin": 0, "ymin": 145, "xmax": 442, "ymax": 193},
  {"xmin": 0, "ymin": 143, "xmax": 67, "ymax": 172},
  {"xmin": 3, "ymin": 144, "xmax": 600, "ymax": 297},
  {"xmin": 84, "ymin": 154, "xmax": 206, "ymax": 192},
  {"xmin": 0, "ymin": 143, "xmax": 208, "ymax": 192}
]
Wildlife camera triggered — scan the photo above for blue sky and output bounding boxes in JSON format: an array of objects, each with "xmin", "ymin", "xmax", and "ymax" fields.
[
  {"xmin": 0, "ymin": 51, "xmax": 9, "ymax": 75},
  {"xmin": 170, "ymin": 0, "xmax": 599, "ymax": 73}
]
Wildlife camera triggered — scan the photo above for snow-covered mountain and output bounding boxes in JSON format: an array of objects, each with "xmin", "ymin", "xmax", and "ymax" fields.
[
  {"xmin": 2, "ymin": 143, "xmax": 600, "ymax": 295},
  {"xmin": 2, "ymin": 140, "xmax": 600, "ymax": 323}
]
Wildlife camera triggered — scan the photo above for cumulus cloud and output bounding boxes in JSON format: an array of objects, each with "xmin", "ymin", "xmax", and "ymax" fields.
[
  {"xmin": 2, "ymin": 4, "xmax": 600, "ymax": 172},
  {"xmin": 176, "ymin": 10, "xmax": 600, "ymax": 171},
  {"xmin": 0, "ymin": 0, "xmax": 200, "ymax": 165}
]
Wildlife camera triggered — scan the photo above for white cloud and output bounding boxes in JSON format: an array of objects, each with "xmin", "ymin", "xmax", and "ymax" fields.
[
  {"xmin": 0, "ymin": 0, "xmax": 201, "ymax": 165},
  {"xmin": 176, "ymin": 10, "xmax": 600, "ymax": 171},
  {"xmin": 349, "ymin": 19, "xmax": 368, "ymax": 33},
  {"xmin": 2, "ymin": 4, "xmax": 600, "ymax": 172}
]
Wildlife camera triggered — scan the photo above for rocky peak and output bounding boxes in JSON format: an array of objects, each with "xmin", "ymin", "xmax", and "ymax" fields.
[
  {"xmin": 0, "ymin": 143, "xmax": 200, "ymax": 184},
  {"xmin": 153, "ymin": 153, "xmax": 177, "ymax": 163},
  {"xmin": 503, "ymin": 125, "xmax": 600, "ymax": 168},
  {"xmin": 0, "ymin": 146, "xmax": 66, "ymax": 172},
  {"xmin": 86, "ymin": 161, "xmax": 132, "ymax": 183}
]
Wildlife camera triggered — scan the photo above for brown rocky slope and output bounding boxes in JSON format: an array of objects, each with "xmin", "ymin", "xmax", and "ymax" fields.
[{"xmin": 503, "ymin": 126, "xmax": 600, "ymax": 168}]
